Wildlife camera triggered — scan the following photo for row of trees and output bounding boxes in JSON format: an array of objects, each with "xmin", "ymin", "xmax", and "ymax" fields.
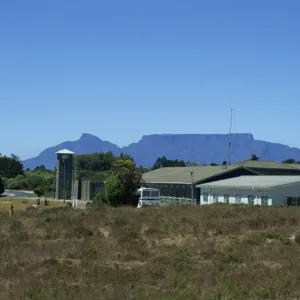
[
  {"xmin": 151, "ymin": 154, "xmax": 300, "ymax": 169},
  {"xmin": 151, "ymin": 154, "xmax": 260, "ymax": 169},
  {"xmin": 0, "ymin": 152, "xmax": 143, "ymax": 207},
  {"xmin": 1, "ymin": 150, "xmax": 300, "ymax": 205}
]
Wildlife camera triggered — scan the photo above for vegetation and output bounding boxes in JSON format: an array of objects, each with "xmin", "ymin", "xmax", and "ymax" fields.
[
  {"xmin": 152, "ymin": 156, "xmax": 187, "ymax": 169},
  {"xmin": 0, "ymin": 152, "xmax": 143, "ymax": 205},
  {"xmin": 105, "ymin": 159, "xmax": 142, "ymax": 206},
  {"xmin": 0, "ymin": 153, "xmax": 23, "ymax": 178},
  {"xmin": 0, "ymin": 204, "xmax": 300, "ymax": 299},
  {"xmin": 250, "ymin": 154, "xmax": 259, "ymax": 160},
  {"xmin": 282, "ymin": 158, "xmax": 300, "ymax": 164},
  {"xmin": 0, "ymin": 198, "xmax": 64, "ymax": 210},
  {"xmin": 0, "ymin": 177, "xmax": 4, "ymax": 195}
]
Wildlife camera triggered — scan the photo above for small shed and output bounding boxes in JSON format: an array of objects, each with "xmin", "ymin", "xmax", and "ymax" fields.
[{"xmin": 197, "ymin": 175, "xmax": 300, "ymax": 206}]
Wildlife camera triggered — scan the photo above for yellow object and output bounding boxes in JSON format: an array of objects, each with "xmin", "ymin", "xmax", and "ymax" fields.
[{"xmin": 9, "ymin": 204, "xmax": 14, "ymax": 216}]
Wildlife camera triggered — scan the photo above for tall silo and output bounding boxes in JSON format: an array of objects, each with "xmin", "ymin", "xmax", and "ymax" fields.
[{"xmin": 55, "ymin": 149, "xmax": 75, "ymax": 200}]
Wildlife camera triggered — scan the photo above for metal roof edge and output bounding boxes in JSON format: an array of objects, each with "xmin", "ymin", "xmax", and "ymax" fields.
[
  {"xmin": 193, "ymin": 165, "xmax": 255, "ymax": 185},
  {"xmin": 143, "ymin": 181, "xmax": 190, "ymax": 185},
  {"xmin": 197, "ymin": 178, "xmax": 300, "ymax": 190},
  {"xmin": 266, "ymin": 180, "xmax": 300, "ymax": 190},
  {"xmin": 144, "ymin": 166, "xmax": 261, "ymax": 186}
]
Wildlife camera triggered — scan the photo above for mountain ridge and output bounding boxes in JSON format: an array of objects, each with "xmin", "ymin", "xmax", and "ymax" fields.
[{"xmin": 22, "ymin": 133, "xmax": 300, "ymax": 169}]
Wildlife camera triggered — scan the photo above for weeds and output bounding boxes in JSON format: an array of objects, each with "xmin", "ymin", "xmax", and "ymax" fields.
[{"xmin": 1, "ymin": 205, "xmax": 300, "ymax": 299}]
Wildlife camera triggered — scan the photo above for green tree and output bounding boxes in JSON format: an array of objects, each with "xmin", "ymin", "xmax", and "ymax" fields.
[
  {"xmin": 105, "ymin": 174, "xmax": 124, "ymax": 207},
  {"xmin": 27, "ymin": 175, "xmax": 45, "ymax": 190},
  {"xmin": 105, "ymin": 159, "xmax": 142, "ymax": 206},
  {"xmin": 250, "ymin": 154, "xmax": 259, "ymax": 161},
  {"xmin": 210, "ymin": 162, "xmax": 218, "ymax": 166},
  {"xmin": 34, "ymin": 186, "xmax": 45, "ymax": 197},
  {"xmin": 152, "ymin": 156, "xmax": 186, "ymax": 169},
  {"xmin": 0, "ymin": 154, "xmax": 23, "ymax": 178},
  {"xmin": 34, "ymin": 165, "xmax": 47, "ymax": 172},
  {"xmin": 282, "ymin": 158, "xmax": 300, "ymax": 164},
  {"xmin": 0, "ymin": 177, "xmax": 5, "ymax": 195}
]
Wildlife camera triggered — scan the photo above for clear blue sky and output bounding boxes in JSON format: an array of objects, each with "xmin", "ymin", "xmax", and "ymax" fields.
[{"xmin": 1, "ymin": 0, "xmax": 300, "ymax": 159}]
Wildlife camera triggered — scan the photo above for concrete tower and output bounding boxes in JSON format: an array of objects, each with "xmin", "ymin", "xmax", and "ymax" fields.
[{"xmin": 55, "ymin": 149, "xmax": 75, "ymax": 200}]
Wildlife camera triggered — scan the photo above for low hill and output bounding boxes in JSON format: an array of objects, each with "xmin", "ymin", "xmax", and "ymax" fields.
[
  {"xmin": 23, "ymin": 133, "xmax": 300, "ymax": 169},
  {"xmin": 2, "ymin": 205, "xmax": 300, "ymax": 299}
]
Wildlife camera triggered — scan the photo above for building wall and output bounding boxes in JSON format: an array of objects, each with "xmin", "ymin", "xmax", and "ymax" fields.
[
  {"xmin": 200, "ymin": 187, "xmax": 272, "ymax": 205},
  {"xmin": 270, "ymin": 185, "xmax": 300, "ymax": 205},
  {"xmin": 200, "ymin": 184, "xmax": 300, "ymax": 206},
  {"xmin": 144, "ymin": 183, "xmax": 194, "ymax": 198},
  {"xmin": 144, "ymin": 168, "xmax": 256, "ymax": 200},
  {"xmin": 80, "ymin": 181, "xmax": 105, "ymax": 201}
]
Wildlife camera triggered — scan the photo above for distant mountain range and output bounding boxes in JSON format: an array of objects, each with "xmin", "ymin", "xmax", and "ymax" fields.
[{"xmin": 22, "ymin": 133, "xmax": 300, "ymax": 169}]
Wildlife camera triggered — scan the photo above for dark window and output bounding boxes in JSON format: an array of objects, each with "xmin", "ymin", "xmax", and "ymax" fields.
[
  {"xmin": 143, "ymin": 190, "xmax": 150, "ymax": 197},
  {"xmin": 151, "ymin": 190, "xmax": 159, "ymax": 198},
  {"xmin": 248, "ymin": 195, "xmax": 255, "ymax": 205},
  {"xmin": 261, "ymin": 196, "xmax": 268, "ymax": 205},
  {"xmin": 213, "ymin": 193, "xmax": 219, "ymax": 203},
  {"xmin": 224, "ymin": 194, "xmax": 230, "ymax": 204}
]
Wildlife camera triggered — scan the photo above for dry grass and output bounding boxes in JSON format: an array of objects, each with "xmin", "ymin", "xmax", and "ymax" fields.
[{"xmin": 2, "ymin": 205, "xmax": 300, "ymax": 299}]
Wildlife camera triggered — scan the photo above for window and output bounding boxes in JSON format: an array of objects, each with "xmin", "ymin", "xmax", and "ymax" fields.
[
  {"xmin": 224, "ymin": 194, "xmax": 230, "ymax": 204},
  {"xmin": 142, "ymin": 190, "xmax": 151, "ymax": 197},
  {"xmin": 248, "ymin": 195, "xmax": 255, "ymax": 205},
  {"xmin": 287, "ymin": 197, "xmax": 300, "ymax": 206},
  {"xmin": 261, "ymin": 196, "xmax": 268, "ymax": 205},
  {"xmin": 151, "ymin": 190, "xmax": 159, "ymax": 198},
  {"xmin": 203, "ymin": 193, "xmax": 208, "ymax": 203},
  {"xmin": 213, "ymin": 193, "xmax": 219, "ymax": 203},
  {"xmin": 235, "ymin": 194, "xmax": 242, "ymax": 204}
]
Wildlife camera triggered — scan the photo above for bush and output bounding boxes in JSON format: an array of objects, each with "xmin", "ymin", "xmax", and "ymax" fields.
[
  {"xmin": 92, "ymin": 194, "xmax": 109, "ymax": 208},
  {"xmin": 105, "ymin": 174, "xmax": 123, "ymax": 206}
]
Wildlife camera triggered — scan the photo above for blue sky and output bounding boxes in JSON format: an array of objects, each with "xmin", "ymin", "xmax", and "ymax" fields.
[{"xmin": 1, "ymin": 0, "xmax": 300, "ymax": 159}]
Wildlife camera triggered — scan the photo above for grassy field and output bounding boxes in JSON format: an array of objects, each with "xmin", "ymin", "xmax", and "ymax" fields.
[
  {"xmin": 0, "ymin": 198, "xmax": 64, "ymax": 211},
  {"xmin": 2, "ymin": 205, "xmax": 300, "ymax": 299}
]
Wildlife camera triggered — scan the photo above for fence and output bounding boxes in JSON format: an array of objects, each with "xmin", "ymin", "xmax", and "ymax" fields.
[{"xmin": 160, "ymin": 196, "xmax": 194, "ymax": 206}]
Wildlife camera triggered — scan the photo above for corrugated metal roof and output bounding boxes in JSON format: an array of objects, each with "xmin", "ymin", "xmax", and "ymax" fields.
[
  {"xmin": 233, "ymin": 160, "xmax": 299, "ymax": 170},
  {"xmin": 285, "ymin": 164, "xmax": 300, "ymax": 170},
  {"xmin": 56, "ymin": 149, "xmax": 75, "ymax": 154},
  {"xmin": 142, "ymin": 165, "xmax": 243, "ymax": 184},
  {"xmin": 197, "ymin": 175, "xmax": 300, "ymax": 189}
]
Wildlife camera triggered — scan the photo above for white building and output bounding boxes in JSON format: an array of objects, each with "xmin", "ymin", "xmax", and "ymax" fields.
[{"xmin": 197, "ymin": 176, "xmax": 300, "ymax": 206}]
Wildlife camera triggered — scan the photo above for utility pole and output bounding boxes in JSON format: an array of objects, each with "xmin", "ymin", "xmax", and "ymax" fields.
[
  {"xmin": 228, "ymin": 109, "xmax": 234, "ymax": 165},
  {"xmin": 73, "ymin": 154, "xmax": 77, "ymax": 199},
  {"xmin": 190, "ymin": 170, "xmax": 194, "ymax": 204}
]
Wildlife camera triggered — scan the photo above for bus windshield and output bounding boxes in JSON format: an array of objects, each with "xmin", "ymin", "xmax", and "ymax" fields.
[
  {"xmin": 142, "ymin": 190, "xmax": 151, "ymax": 197},
  {"xmin": 151, "ymin": 190, "xmax": 159, "ymax": 198}
]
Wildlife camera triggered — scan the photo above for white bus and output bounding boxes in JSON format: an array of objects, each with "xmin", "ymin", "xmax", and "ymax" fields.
[{"xmin": 137, "ymin": 187, "xmax": 160, "ymax": 208}]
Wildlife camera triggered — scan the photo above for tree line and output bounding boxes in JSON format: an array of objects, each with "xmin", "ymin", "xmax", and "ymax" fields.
[{"xmin": 1, "ymin": 151, "xmax": 300, "ymax": 205}]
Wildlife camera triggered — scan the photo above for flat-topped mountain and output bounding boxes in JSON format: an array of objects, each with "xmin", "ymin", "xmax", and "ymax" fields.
[{"xmin": 22, "ymin": 133, "xmax": 300, "ymax": 169}]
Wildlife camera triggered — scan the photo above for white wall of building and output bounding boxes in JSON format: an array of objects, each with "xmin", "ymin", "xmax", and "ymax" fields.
[
  {"xmin": 200, "ymin": 186, "xmax": 300, "ymax": 205},
  {"xmin": 200, "ymin": 187, "xmax": 273, "ymax": 205},
  {"xmin": 199, "ymin": 184, "xmax": 300, "ymax": 206}
]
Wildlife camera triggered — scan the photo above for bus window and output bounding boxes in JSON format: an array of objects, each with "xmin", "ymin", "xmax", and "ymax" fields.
[
  {"xmin": 142, "ymin": 190, "xmax": 151, "ymax": 197},
  {"xmin": 151, "ymin": 190, "xmax": 159, "ymax": 198}
]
